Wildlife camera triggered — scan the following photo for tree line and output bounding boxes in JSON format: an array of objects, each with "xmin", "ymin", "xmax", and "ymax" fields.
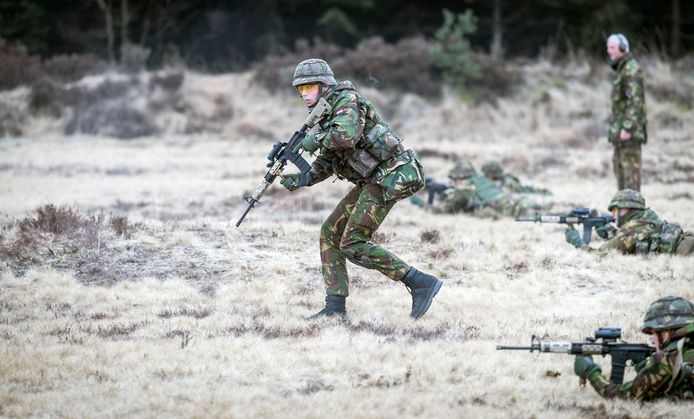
[{"xmin": 0, "ymin": 0, "xmax": 691, "ymax": 70}]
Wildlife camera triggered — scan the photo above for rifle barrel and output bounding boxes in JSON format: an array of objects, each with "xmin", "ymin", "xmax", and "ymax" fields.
[
  {"xmin": 496, "ymin": 345, "xmax": 534, "ymax": 350},
  {"xmin": 236, "ymin": 199, "xmax": 256, "ymax": 227}
]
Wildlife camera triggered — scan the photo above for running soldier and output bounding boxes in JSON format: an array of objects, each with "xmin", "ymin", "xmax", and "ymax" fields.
[{"xmin": 282, "ymin": 58, "xmax": 442, "ymax": 319}]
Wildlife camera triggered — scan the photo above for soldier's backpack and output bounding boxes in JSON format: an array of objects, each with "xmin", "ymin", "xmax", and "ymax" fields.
[{"xmin": 651, "ymin": 222, "xmax": 684, "ymax": 254}]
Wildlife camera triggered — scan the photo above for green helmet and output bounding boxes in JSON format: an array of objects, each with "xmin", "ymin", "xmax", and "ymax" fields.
[
  {"xmin": 448, "ymin": 160, "xmax": 476, "ymax": 180},
  {"xmin": 481, "ymin": 161, "xmax": 504, "ymax": 180},
  {"xmin": 608, "ymin": 188, "xmax": 646, "ymax": 211},
  {"xmin": 292, "ymin": 58, "xmax": 337, "ymax": 87},
  {"xmin": 641, "ymin": 296, "xmax": 694, "ymax": 334}
]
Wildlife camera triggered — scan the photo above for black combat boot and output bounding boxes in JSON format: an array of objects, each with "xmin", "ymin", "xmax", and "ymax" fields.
[
  {"xmin": 306, "ymin": 295, "xmax": 347, "ymax": 320},
  {"xmin": 401, "ymin": 267, "xmax": 442, "ymax": 319}
]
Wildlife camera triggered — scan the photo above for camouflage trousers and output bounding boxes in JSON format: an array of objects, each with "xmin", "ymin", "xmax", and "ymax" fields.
[
  {"xmin": 613, "ymin": 143, "xmax": 642, "ymax": 191},
  {"xmin": 320, "ymin": 183, "xmax": 410, "ymax": 296}
]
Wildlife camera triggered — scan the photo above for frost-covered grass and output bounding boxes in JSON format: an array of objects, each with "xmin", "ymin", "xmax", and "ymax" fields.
[{"xmin": 0, "ymin": 58, "xmax": 693, "ymax": 418}]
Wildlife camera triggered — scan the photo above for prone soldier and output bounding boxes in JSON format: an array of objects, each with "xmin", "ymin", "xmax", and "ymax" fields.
[
  {"xmin": 564, "ymin": 189, "xmax": 694, "ymax": 255},
  {"xmin": 412, "ymin": 160, "xmax": 545, "ymax": 218},
  {"xmin": 574, "ymin": 296, "xmax": 694, "ymax": 400}
]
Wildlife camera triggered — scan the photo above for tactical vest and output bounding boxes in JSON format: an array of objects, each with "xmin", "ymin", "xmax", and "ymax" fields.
[
  {"xmin": 664, "ymin": 327, "xmax": 694, "ymax": 398},
  {"xmin": 324, "ymin": 82, "xmax": 404, "ymax": 181},
  {"xmin": 649, "ymin": 222, "xmax": 684, "ymax": 254},
  {"xmin": 468, "ymin": 174, "xmax": 503, "ymax": 205}
]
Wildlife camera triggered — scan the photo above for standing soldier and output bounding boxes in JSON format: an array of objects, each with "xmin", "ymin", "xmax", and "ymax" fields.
[
  {"xmin": 281, "ymin": 58, "xmax": 442, "ymax": 320},
  {"xmin": 606, "ymin": 33, "xmax": 647, "ymax": 191},
  {"xmin": 574, "ymin": 296, "xmax": 694, "ymax": 400},
  {"xmin": 565, "ymin": 189, "xmax": 694, "ymax": 255}
]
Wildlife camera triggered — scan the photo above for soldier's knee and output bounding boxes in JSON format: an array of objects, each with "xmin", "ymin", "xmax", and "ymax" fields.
[
  {"xmin": 320, "ymin": 221, "xmax": 340, "ymax": 243},
  {"xmin": 339, "ymin": 241, "xmax": 375, "ymax": 267}
]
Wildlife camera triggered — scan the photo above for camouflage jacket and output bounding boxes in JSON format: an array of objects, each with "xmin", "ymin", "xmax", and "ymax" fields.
[
  {"xmin": 587, "ymin": 323, "xmax": 694, "ymax": 400},
  {"xmin": 493, "ymin": 174, "xmax": 551, "ymax": 195},
  {"xmin": 609, "ymin": 55, "xmax": 647, "ymax": 144},
  {"xmin": 597, "ymin": 209, "xmax": 691, "ymax": 254},
  {"xmin": 435, "ymin": 174, "xmax": 503, "ymax": 214},
  {"xmin": 307, "ymin": 81, "xmax": 423, "ymax": 201}
]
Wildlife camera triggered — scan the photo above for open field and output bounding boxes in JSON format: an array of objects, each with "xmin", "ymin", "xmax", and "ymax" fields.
[{"xmin": 1, "ymin": 60, "xmax": 693, "ymax": 418}]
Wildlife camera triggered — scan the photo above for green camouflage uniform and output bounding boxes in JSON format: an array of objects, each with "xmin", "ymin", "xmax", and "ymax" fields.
[
  {"xmin": 481, "ymin": 161, "xmax": 552, "ymax": 195},
  {"xmin": 589, "ymin": 190, "xmax": 694, "ymax": 255},
  {"xmin": 583, "ymin": 297, "xmax": 694, "ymax": 400},
  {"xmin": 609, "ymin": 54, "xmax": 647, "ymax": 191},
  {"xmin": 433, "ymin": 161, "xmax": 542, "ymax": 217},
  {"xmin": 304, "ymin": 81, "xmax": 424, "ymax": 296}
]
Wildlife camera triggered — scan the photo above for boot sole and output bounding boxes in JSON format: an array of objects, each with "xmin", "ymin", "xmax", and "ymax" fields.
[{"xmin": 412, "ymin": 279, "xmax": 442, "ymax": 320}]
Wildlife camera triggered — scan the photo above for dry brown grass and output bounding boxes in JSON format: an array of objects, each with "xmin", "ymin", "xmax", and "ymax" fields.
[{"xmin": 1, "ymin": 58, "xmax": 693, "ymax": 418}]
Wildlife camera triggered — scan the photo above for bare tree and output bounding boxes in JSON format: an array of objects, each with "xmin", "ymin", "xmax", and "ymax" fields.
[
  {"xmin": 490, "ymin": 0, "xmax": 503, "ymax": 60},
  {"xmin": 121, "ymin": 0, "xmax": 130, "ymax": 57},
  {"xmin": 671, "ymin": 0, "xmax": 681, "ymax": 57},
  {"xmin": 95, "ymin": 0, "xmax": 115, "ymax": 63}
]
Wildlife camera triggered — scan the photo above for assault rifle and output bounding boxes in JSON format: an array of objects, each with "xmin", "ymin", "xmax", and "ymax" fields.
[
  {"xmin": 497, "ymin": 327, "xmax": 655, "ymax": 384},
  {"xmin": 236, "ymin": 98, "xmax": 332, "ymax": 227},
  {"xmin": 515, "ymin": 207, "xmax": 614, "ymax": 244},
  {"xmin": 424, "ymin": 176, "xmax": 452, "ymax": 205}
]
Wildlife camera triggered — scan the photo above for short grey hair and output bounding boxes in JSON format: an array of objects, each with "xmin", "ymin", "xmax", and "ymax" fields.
[{"xmin": 607, "ymin": 33, "xmax": 629, "ymax": 53}]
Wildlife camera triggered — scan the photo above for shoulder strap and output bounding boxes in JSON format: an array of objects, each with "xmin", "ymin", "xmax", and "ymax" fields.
[{"xmin": 665, "ymin": 338, "xmax": 686, "ymax": 392}]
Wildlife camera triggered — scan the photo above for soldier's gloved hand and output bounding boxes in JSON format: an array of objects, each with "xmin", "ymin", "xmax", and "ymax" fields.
[
  {"xmin": 280, "ymin": 173, "xmax": 312, "ymax": 191},
  {"xmin": 564, "ymin": 226, "xmax": 584, "ymax": 248},
  {"xmin": 574, "ymin": 355, "xmax": 601, "ymax": 379},
  {"xmin": 292, "ymin": 133, "xmax": 321, "ymax": 154},
  {"xmin": 595, "ymin": 224, "xmax": 617, "ymax": 240}
]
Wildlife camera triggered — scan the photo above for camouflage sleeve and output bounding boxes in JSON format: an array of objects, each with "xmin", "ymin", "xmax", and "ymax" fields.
[
  {"xmin": 599, "ymin": 226, "xmax": 637, "ymax": 253},
  {"xmin": 587, "ymin": 351, "xmax": 676, "ymax": 400},
  {"xmin": 503, "ymin": 175, "xmax": 524, "ymax": 193},
  {"xmin": 319, "ymin": 91, "xmax": 363, "ymax": 151},
  {"xmin": 620, "ymin": 67, "xmax": 645, "ymax": 134},
  {"xmin": 307, "ymin": 156, "xmax": 334, "ymax": 185},
  {"xmin": 433, "ymin": 185, "xmax": 476, "ymax": 214}
]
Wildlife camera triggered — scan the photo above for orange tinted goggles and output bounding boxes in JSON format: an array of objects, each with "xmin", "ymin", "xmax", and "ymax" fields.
[{"xmin": 297, "ymin": 84, "xmax": 319, "ymax": 94}]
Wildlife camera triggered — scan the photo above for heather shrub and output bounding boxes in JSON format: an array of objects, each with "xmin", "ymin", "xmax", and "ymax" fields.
[
  {"xmin": 0, "ymin": 38, "xmax": 42, "ymax": 90},
  {"xmin": 254, "ymin": 38, "xmax": 345, "ymax": 92},
  {"xmin": 254, "ymin": 36, "xmax": 439, "ymax": 96},
  {"xmin": 120, "ymin": 44, "xmax": 150, "ymax": 73},
  {"xmin": 42, "ymin": 53, "xmax": 108, "ymax": 83},
  {"xmin": 0, "ymin": 101, "xmax": 25, "ymax": 136}
]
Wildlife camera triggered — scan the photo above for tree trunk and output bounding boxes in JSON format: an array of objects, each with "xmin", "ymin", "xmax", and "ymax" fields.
[
  {"xmin": 120, "ymin": 0, "xmax": 130, "ymax": 59},
  {"xmin": 671, "ymin": 0, "xmax": 681, "ymax": 57},
  {"xmin": 490, "ymin": 0, "xmax": 503, "ymax": 60},
  {"xmin": 95, "ymin": 0, "xmax": 115, "ymax": 63}
]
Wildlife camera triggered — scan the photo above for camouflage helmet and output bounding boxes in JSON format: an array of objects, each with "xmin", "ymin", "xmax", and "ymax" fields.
[
  {"xmin": 292, "ymin": 58, "xmax": 337, "ymax": 87},
  {"xmin": 641, "ymin": 296, "xmax": 694, "ymax": 334},
  {"xmin": 608, "ymin": 189, "xmax": 646, "ymax": 211},
  {"xmin": 481, "ymin": 161, "xmax": 504, "ymax": 180},
  {"xmin": 448, "ymin": 160, "xmax": 476, "ymax": 180}
]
